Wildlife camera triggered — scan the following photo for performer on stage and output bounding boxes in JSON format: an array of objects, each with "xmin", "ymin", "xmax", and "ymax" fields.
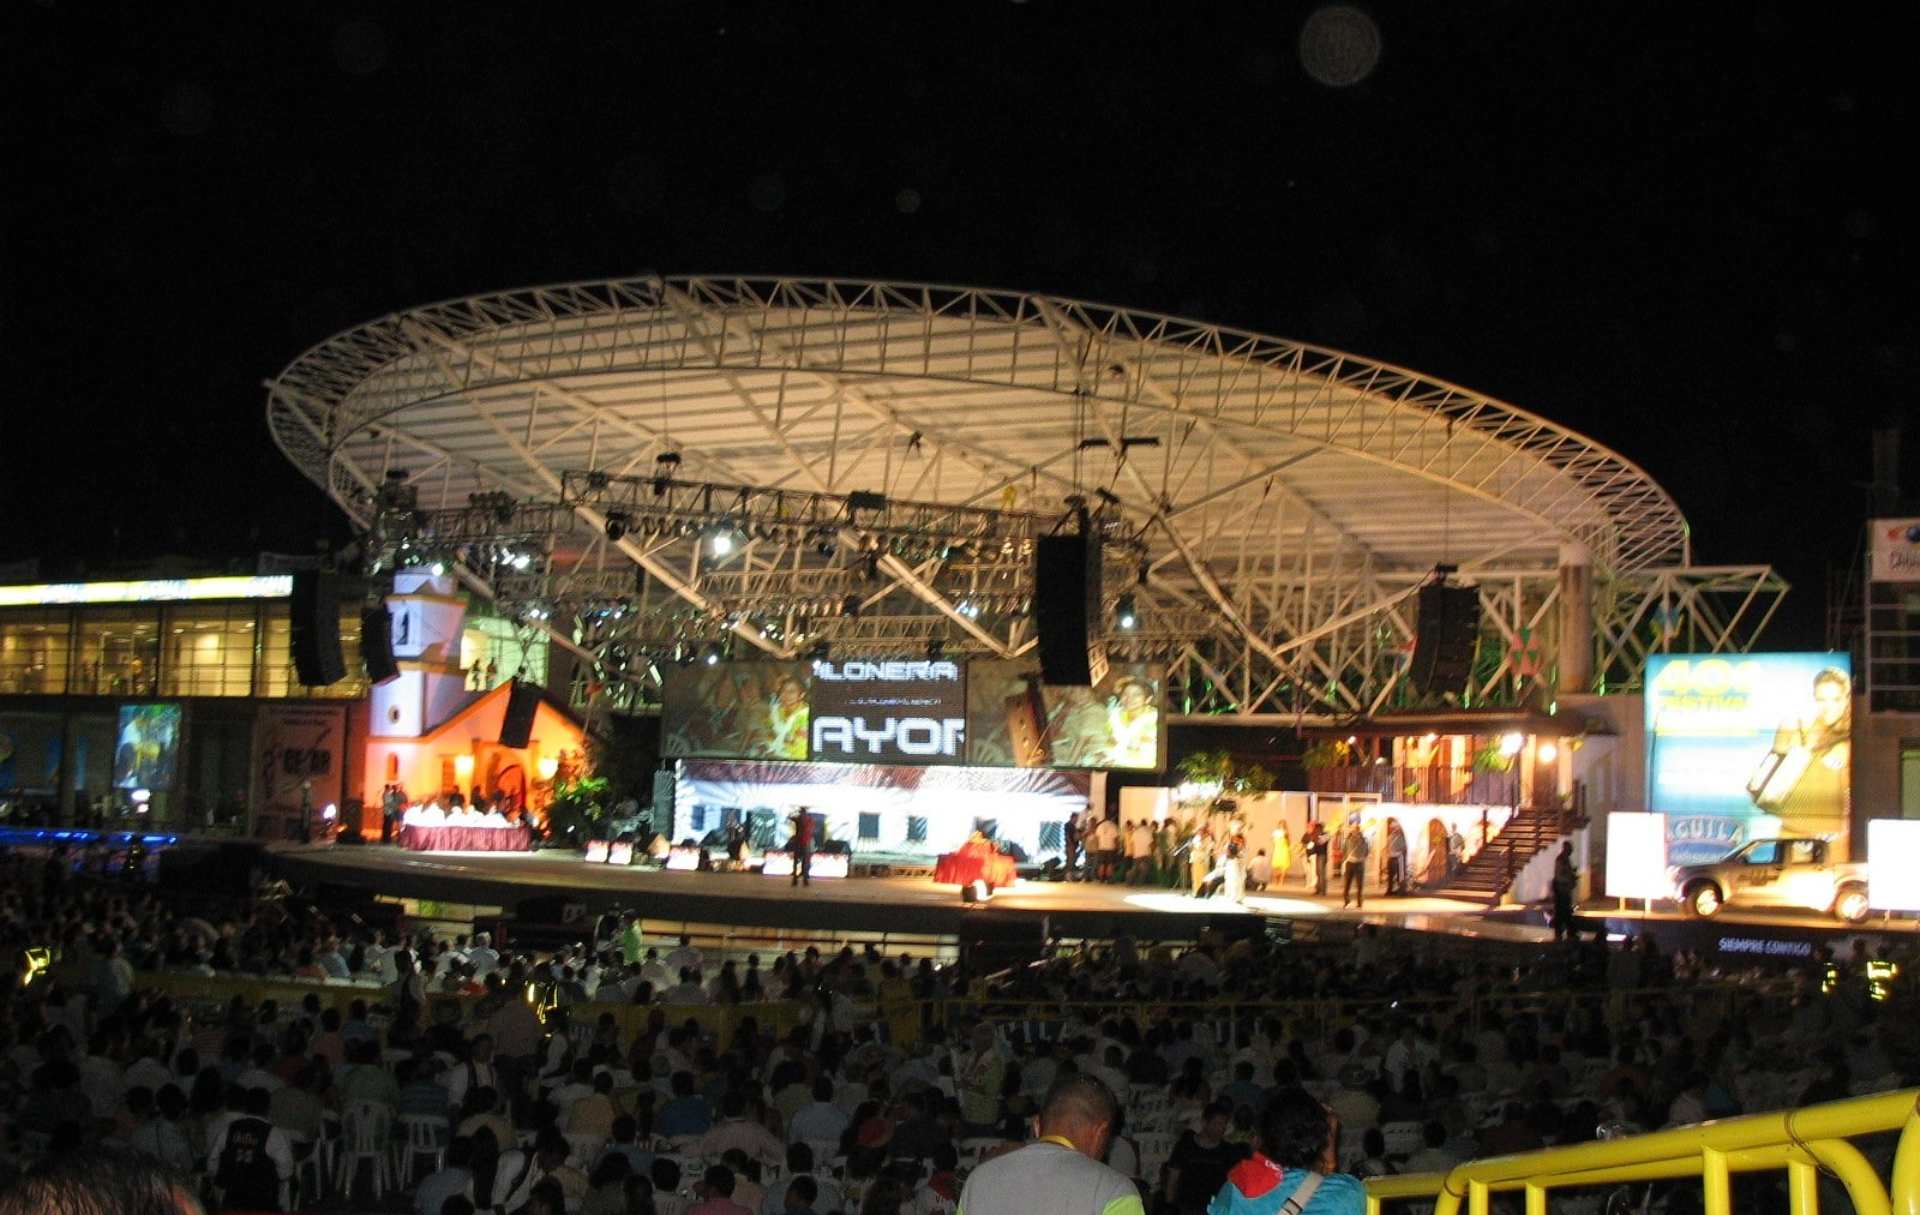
[{"xmin": 787, "ymin": 806, "xmax": 816, "ymax": 887}]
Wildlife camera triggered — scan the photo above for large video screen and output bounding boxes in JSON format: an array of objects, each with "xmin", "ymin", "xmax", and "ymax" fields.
[
  {"xmin": 113, "ymin": 703, "xmax": 182, "ymax": 791},
  {"xmin": 662, "ymin": 658, "xmax": 1166, "ymax": 771},
  {"xmin": 966, "ymin": 660, "xmax": 1165, "ymax": 771},
  {"xmin": 661, "ymin": 662, "xmax": 812, "ymax": 760},
  {"xmin": 1646, "ymin": 653, "xmax": 1851, "ymax": 864},
  {"xmin": 808, "ymin": 659, "xmax": 967, "ymax": 764}
]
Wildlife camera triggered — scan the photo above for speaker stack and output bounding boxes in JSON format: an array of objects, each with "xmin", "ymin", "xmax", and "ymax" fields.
[
  {"xmin": 289, "ymin": 571, "xmax": 347, "ymax": 686},
  {"xmin": 499, "ymin": 680, "xmax": 542, "ymax": 748},
  {"xmin": 361, "ymin": 606, "xmax": 400, "ymax": 684},
  {"xmin": 1410, "ymin": 583, "xmax": 1482, "ymax": 695},
  {"xmin": 1032, "ymin": 530, "xmax": 1107, "ymax": 686}
]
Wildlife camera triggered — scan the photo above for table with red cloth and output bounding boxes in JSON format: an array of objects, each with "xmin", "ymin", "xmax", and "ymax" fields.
[
  {"xmin": 935, "ymin": 839, "xmax": 1017, "ymax": 888},
  {"xmin": 398, "ymin": 824, "xmax": 532, "ymax": 852}
]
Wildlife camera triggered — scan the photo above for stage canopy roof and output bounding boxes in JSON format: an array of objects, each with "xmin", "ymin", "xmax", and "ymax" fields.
[{"xmin": 267, "ymin": 277, "xmax": 1780, "ymax": 718}]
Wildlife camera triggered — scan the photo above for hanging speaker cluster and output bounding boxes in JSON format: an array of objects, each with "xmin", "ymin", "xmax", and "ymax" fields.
[
  {"xmin": 290, "ymin": 572, "xmax": 347, "ymax": 687},
  {"xmin": 1410, "ymin": 583, "xmax": 1481, "ymax": 695},
  {"xmin": 1032, "ymin": 530, "xmax": 1107, "ymax": 686}
]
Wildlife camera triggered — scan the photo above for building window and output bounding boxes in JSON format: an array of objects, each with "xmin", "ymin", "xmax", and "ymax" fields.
[
  {"xmin": 0, "ymin": 611, "xmax": 71, "ymax": 695},
  {"xmin": 72, "ymin": 608, "xmax": 161, "ymax": 696},
  {"xmin": 161, "ymin": 605, "xmax": 259, "ymax": 697},
  {"xmin": 858, "ymin": 812, "xmax": 881, "ymax": 840},
  {"xmin": 906, "ymin": 816, "xmax": 928, "ymax": 843}
]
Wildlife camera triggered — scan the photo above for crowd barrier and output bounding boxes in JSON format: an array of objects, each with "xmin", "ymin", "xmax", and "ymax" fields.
[
  {"xmin": 910, "ymin": 981, "xmax": 1779, "ymax": 1046},
  {"xmin": 1364, "ymin": 1088, "xmax": 1920, "ymax": 1215}
]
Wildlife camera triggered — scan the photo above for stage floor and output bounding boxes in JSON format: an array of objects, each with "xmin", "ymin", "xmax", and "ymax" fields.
[{"xmin": 269, "ymin": 843, "xmax": 1550, "ymax": 942}]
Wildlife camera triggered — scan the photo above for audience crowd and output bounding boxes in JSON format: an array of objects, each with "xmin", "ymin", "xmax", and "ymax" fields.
[{"xmin": 0, "ymin": 843, "xmax": 1915, "ymax": 1215}]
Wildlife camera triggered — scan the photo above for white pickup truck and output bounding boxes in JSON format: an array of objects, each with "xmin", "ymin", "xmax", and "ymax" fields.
[{"xmin": 1669, "ymin": 837, "xmax": 1871, "ymax": 924}]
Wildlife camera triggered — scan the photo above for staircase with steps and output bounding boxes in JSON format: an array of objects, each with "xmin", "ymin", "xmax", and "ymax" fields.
[{"xmin": 1431, "ymin": 804, "xmax": 1579, "ymax": 905}]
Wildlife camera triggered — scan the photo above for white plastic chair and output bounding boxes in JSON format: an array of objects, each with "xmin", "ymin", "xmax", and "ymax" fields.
[
  {"xmin": 335, "ymin": 1100, "xmax": 393, "ymax": 1199},
  {"xmin": 1133, "ymin": 1130, "xmax": 1177, "ymax": 1192},
  {"xmin": 394, "ymin": 1113, "xmax": 448, "ymax": 1184},
  {"xmin": 289, "ymin": 1134, "xmax": 331, "ymax": 1208},
  {"xmin": 564, "ymin": 1130, "xmax": 608, "ymax": 1169}
]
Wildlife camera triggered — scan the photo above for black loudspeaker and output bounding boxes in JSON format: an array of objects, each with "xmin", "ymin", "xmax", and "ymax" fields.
[
  {"xmin": 1033, "ymin": 532, "xmax": 1105, "ymax": 685},
  {"xmin": 290, "ymin": 571, "xmax": 346, "ymax": 686},
  {"xmin": 499, "ymin": 680, "xmax": 541, "ymax": 748},
  {"xmin": 361, "ymin": 605, "xmax": 399, "ymax": 684},
  {"xmin": 1411, "ymin": 583, "xmax": 1482, "ymax": 694}
]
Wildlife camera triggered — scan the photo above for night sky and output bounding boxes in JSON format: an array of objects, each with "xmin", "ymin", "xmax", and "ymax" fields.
[{"xmin": 8, "ymin": 3, "xmax": 1914, "ymax": 648}]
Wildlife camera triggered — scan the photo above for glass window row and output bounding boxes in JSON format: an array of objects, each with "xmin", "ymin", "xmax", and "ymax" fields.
[{"xmin": 0, "ymin": 603, "xmax": 367, "ymax": 699}]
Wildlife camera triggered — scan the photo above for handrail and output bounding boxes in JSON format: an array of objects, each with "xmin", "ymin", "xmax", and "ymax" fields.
[{"xmin": 1362, "ymin": 1089, "xmax": 1920, "ymax": 1215}]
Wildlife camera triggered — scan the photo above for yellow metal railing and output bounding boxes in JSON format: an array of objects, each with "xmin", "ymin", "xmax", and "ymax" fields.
[{"xmin": 1364, "ymin": 1089, "xmax": 1920, "ymax": 1215}]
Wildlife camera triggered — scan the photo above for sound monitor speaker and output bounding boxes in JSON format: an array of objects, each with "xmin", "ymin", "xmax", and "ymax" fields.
[
  {"xmin": 290, "ymin": 571, "xmax": 347, "ymax": 686},
  {"xmin": 1411, "ymin": 583, "xmax": 1481, "ymax": 694},
  {"xmin": 361, "ymin": 605, "xmax": 399, "ymax": 684},
  {"xmin": 1033, "ymin": 532, "xmax": 1106, "ymax": 686},
  {"xmin": 499, "ymin": 680, "xmax": 541, "ymax": 748}
]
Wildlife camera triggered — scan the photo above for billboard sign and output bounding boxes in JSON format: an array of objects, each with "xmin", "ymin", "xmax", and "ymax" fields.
[
  {"xmin": 807, "ymin": 659, "xmax": 967, "ymax": 764},
  {"xmin": 113, "ymin": 703, "xmax": 182, "ymax": 791},
  {"xmin": 1645, "ymin": 653, "xmax": 1851, "ymax": 865},
  {"xmin": 254, "ymin": 702, "xmax": 346, "ymax": 838},
  {"xmin": 1870, "ymin": 518, "xmax": 1920, "ymax": 582}
]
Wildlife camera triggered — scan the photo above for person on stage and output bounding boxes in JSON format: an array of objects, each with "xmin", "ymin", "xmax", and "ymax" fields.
[
  {"xmin": 1303, "ymin": 821, "xmax": 1329, "ymax": 895},
  {"xmin": 787, "ymin": 807, "xmax": 815, "ymax": 887},
  {"xmin": 1271, "ymin": 822, "xmax": 1292, "ymax": 888},
  {"xmin": 1339, "ymin": 816, "xmax": 1370, "ymax": 909},
  {"xmin": 1188, "ymin": 827, "xmax": 1215, "ymax": 898}
]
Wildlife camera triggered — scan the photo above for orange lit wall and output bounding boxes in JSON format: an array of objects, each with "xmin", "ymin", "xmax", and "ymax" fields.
[{"xmin": 360, "ymin": 682, "xmax": 585, "ymax": 828}]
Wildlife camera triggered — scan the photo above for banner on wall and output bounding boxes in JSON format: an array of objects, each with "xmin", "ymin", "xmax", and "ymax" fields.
[
  {"xmin": 254, "ymin": 703, "xmax": 346, "ymax": 837},
  {"xmin": 1869, "ymin": 518, "xmax": 1920, "ymax": 582},
  {"xmin": 1645, "ymin": 653, "xmax": 1851, "ymax": 865}
]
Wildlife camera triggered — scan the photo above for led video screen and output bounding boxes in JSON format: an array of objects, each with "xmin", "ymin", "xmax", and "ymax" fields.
[
  {"xmin": 113, "ymin": 703, "xmax": 182, "ymax": 791},
  {"xmin": 966, "ymin": 660, "xmax": 1165, "ymax": 771},
  {"xmin": 1646, "ymin": 653, "xmax": 1851, "ymax": 864},
  {"xmin": 660, "ymin": 662, "xmax": 813, "ymax": 760},
  {"xmin": 807, "ymin": 659, "xmax": 968, "ymax": 764}
]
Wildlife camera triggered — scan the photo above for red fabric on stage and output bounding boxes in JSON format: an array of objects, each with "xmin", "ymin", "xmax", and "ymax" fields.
[
  {"xmin": 934, "ymin": 840, "xmax": 1016, "ymax": 887},
  {"xmin": 399, "ymin": 824, "xmax": 532, "ymax": 852}
]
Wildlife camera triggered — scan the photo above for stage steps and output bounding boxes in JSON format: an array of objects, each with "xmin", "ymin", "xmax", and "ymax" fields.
[{"xmin": 1429, "ymin": 804, "xmax": 1579, "ymax": 905}]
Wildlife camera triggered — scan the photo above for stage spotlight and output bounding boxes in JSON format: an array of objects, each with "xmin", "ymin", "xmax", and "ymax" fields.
[
  {"xmin": 1116, "ymin": 594, "xmax": 1137, "ymax": 630},
  {"xmin": 605, "ymin": 512, "xmax": 631, "ymax": 542},
  {"xmin": 709, "ymin": 526, "xmax": 736, "ymax": 557},
  {"xmin": 704, "ymin": 643, "xmax": 723, "ymax": 666}
]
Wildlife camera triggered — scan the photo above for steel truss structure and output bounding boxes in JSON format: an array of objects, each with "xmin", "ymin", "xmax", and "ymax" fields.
[{"xmin": 266, "ymin": 276, "xmax": 1784, "ymax": 717}]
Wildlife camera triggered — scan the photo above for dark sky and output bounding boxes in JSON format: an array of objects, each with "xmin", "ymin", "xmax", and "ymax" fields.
[{"xmin": 7, "ymin": 3, "xmax": 1914, "ymax": 648}]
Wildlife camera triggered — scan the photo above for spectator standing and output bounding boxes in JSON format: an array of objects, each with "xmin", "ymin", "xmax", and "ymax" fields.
[
  {"xmin": 1165, "ymin": 1100, "xmax": 1247, "ymax": 1215},
  {"xmin": 954, "ymin": 1074, "xmax": 1143, "ymax": 1215},
  {"xmin": 1209, "ymin": 1088, "xmax": 1367, "ymax": 1214}
]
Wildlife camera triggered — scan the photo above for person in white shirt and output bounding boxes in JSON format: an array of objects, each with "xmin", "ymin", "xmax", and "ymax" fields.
[
  {"xmin": 464, "ymin": 933, "xmax": 500, "ymax": 977},
  {"xmin": 664, "ymin": 935, "xmax": 704, "ymax": 975},
  {"xmin": 639, "ymin": 948, "xmax": 674, "ymax": 990},
  {"xmin": 1091, "ymin": 815, "xmax": 1120, "ymax": 882},
  {"xmin": 786, "ymin": 1078, "xmax": 850, "ymax": 1146},
  {"xmin": 664, "ymin": 969, "xmax": 709, "ymax": 1004},
  {"xmin": 445, "ymin": 1034, "xmax": 502, "ymax": 1113},
  {"xmin": 1126, "ymin": 819, "xmax": 1154, "ymax": 885}
]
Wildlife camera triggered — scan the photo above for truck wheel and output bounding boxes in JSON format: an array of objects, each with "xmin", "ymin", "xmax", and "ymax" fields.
[
  {"xmin": 1834, "ymin": 885, "xmax": 1870, "ymax": 924},
  {"xmin": 1687, "ymin": 883, "xmax": 1723, "ymax": 918}
]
